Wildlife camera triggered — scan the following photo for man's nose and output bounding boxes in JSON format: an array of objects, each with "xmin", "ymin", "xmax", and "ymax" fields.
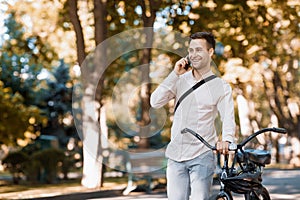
[{"xmin": 189, "ymin": 51, "xmax": 196, "ymax": 58}]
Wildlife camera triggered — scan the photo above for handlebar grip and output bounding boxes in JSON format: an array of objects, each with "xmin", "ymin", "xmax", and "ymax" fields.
[{"xmin": 272, "ymin": 127, "xmax": 287, "ymax": 134}]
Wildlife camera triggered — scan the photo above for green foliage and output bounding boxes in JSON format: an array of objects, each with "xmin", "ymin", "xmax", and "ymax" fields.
[
  {"xmin": 4, "ymin": 0, "xmax": 298, "ymax": 155},
  {"xmin": 36, "ymin": 60, "xmax": 73, "ymax": 124},
  {"xmin": 0, "ymin": 12, "xmax": 50, "ymax": 144},
  {"xmin": 0, "ymin": 11, "xmax": 75, "ymax": 146},
  {"xmin": 178, "ymin": 0, "xmax": 300, "ymax": 136},
  {"xmin": 0, "ymin": 80, "xmax": 44, "ymax": 145},
  {"xmin": 1, "ymin": 12, "xmax": 57, "ymax": 104},
  {"xmin": 2, "ymin": 12, "xmax": 58, "ymax": 67}
]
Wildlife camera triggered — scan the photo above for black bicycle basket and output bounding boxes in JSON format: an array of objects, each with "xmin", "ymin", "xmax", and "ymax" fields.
[{"xmin": 222, "ymin": 171, "xmax": 262, "ymax": 194}]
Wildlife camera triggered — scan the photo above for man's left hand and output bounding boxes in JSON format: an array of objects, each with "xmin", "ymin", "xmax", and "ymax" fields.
[{"xmin": 216, "ymin": 141, "xmax": 230, "ymax": 154}]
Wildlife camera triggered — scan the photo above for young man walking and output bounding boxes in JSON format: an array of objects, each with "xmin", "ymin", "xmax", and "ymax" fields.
[{"xmin": 150, "ymin": 32, "xmax": 236, "ymax": 200}]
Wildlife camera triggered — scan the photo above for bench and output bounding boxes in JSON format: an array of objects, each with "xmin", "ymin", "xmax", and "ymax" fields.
[{"xmin": 104, "ymin": 148, "xmax": 167, "ymax": 195}]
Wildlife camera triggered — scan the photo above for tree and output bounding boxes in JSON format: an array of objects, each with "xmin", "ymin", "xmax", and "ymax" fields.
[
  {"xmin": 0, "ymin": 12, "xmax": 53, "ymax": 145},
  {"xmin": 6, "ymin": 1, "xmax": 298, "ymax": 188},
  {"xmin": 66, "ymin": 0, "xmax": 108, "ymax": 188},
  {"xmin": 37, "ymin": 60, "xmax": 74, "ymax": 146},
  {"xmin": 195, "ymin": 1, "xmax": 298, "ymax": 132},
  {"xmin": 134, "ymin": 0, "xmax": 162, "ymax": 148},
  {"xmin": 0, "ymin": 9, "xmax": 75, "ymax": 149},
  {"xmin": 0, "ymin": 12, "xmax": 57, "ymax": 104},
  {"xmin": 158, "ymin": 0, "xmax": 299, "ymax": 164},
  {"xmin": 65, "ymin": 0, "xmax": 175, "ymax": 187},
  {"xmin": 0, "ymin": 81, "xmax": 42, "ymax": 145}
]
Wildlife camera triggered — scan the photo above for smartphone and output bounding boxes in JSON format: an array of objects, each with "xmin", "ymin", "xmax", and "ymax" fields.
[{"xmin": 184, "ymin": 56, "xmax": 191, "ymax": 70}]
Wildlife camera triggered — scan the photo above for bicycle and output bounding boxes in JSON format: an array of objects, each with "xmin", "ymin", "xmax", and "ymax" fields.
[{"xmin": 181, "ymin": 127, "xmax": 287, "ymax": 200}]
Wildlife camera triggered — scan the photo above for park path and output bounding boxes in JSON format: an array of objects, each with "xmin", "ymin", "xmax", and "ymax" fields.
[{"xmin": 0, "ymin": 169, "xmax": 299, "ymax": 200}]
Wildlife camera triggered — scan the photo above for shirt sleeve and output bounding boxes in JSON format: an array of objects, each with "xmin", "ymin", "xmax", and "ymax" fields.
[
  {"xmin": 150, "ymin": 70, "xmax": 179, "ymax": 109},
  {"xmin": 217, "ymin": 82, "xmax": 236, "ymax": 143}
]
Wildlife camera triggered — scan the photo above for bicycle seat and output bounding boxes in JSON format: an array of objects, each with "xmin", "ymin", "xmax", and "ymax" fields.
[{"xmin": 244, "ymin": 149, "xmax": 271, "ymax": 165}]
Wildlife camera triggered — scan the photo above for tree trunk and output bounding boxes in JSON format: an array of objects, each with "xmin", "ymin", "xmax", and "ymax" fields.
[
  {"xmin": 68, "ymin": 0, "xmax": 107, "ymax": 188},
  {"xmin": 93, "ymin": 0, "xmax": 108, "ymax": 187},
  {"xmin": 67, "ymin": 0, "xmax": 86, "ymax": 65},
  {"xmin": 79, "ymin": 88, "xmax": 102, "ymax": 188},
  {"xmin": 137, "ymin": 0, "xmax": 159, "ymax": 149},
  {"xmin": 138, "ymin": 35, "xmax": 153, "ymax": 149}
]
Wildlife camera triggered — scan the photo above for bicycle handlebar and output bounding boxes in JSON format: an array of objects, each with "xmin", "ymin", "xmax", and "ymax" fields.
[
  {"xmin": 272, "ymin": 127, "xmax": 287, "ymax": 134},
  {"xmin": 181, "ymin": 127, "xmax": 287, "ymax": 151},
  {"xmin": 239, "ymin": 127, "xmax": 287, "ymax": 147},
  {"xmin": 181, "ymin": 128, "xmax": 217, "ymax": 150}
]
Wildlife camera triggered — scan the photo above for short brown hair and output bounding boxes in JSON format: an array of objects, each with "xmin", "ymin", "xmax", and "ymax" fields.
[{"xmin": 190, "ymin": 32, "xmax": 216, "ymax": 50}]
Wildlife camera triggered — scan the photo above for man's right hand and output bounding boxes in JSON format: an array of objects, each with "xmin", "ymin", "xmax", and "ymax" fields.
[{"xmin": 174, "ymin": 57, "xmax": 190, "ymax": 76}]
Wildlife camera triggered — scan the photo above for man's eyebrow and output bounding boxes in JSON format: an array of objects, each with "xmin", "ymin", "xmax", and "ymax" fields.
[
  {"xmin": 189, "ymin": 47, "xmax": 204, "ymax": 49},
  {"xmin": 189, "ymin": 47, "xmax": 205, "ymax": 51}
]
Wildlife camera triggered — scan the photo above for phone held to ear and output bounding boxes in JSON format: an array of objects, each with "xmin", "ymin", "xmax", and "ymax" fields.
[{"xmin": 184, "ymin": 56, "xmax": 191, "ymax": 70}]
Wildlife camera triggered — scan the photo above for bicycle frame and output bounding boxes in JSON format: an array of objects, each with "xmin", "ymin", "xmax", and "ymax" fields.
[{"xmin": 181, "ymin": 127, "xmax": 287, "ymax": 200}]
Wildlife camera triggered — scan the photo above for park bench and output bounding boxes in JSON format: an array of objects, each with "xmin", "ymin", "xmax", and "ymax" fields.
[{"xmin": 104, "ymin": 148, "xmax": 167, "ymax": 195}]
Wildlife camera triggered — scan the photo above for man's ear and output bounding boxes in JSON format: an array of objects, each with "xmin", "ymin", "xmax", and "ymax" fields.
[{"xmin": 208, "ymin": 48, "xmax": 214, "ymax": 57}]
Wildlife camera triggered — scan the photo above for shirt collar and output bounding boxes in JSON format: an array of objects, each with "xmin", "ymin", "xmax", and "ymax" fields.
[{"xmin": 190, "ymin": 69, "xmax": 214, "ymax": 82}]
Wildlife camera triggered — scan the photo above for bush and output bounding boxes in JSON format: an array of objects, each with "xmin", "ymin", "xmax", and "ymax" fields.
[
  {"xmin": 32, "ymin": 148, "xmax": 65, "ymax": 183},
  {"xmin": 23, "ymin": 157, "xmax": 41, "ymax": 183},
  {"xmin": 2, "ymin": 147, "xmax": 74, "ymax": 184},
  {"xmin": 2, "ymin": 151, "xmax": 29, "ymax": 184}
]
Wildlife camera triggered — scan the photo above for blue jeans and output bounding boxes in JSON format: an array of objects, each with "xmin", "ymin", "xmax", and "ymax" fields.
[{"xmin": 167, "ymin": 151, "xmax": 216, "ymax": 200}]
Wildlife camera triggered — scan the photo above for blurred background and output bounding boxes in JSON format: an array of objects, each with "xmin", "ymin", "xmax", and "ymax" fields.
[{"xmin": 0, "ymin": 0, "xmax": 299, "ymax": 194}]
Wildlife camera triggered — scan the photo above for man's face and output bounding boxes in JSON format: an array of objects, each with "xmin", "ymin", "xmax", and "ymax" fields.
[{"xmin": 188, "ymin": 39, "xmax": 213, "ymax": 70}]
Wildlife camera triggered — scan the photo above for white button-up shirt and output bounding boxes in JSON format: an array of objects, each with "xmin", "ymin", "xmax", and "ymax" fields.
[{"xmin": 150, "ymin": 70, "xmax": 236, "ymax": 162}]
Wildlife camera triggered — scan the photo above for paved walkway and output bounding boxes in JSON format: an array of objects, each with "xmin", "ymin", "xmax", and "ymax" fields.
[{"xmin": 0, "ymin": 169, "xmax": 299, "ymax": 200}]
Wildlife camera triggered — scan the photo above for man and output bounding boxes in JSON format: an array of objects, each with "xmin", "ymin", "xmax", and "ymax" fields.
[{"xmin": 150, "ymin": 32, "xmax": 236, "ymax": 200}]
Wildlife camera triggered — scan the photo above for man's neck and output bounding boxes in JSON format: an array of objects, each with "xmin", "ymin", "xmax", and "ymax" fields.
[{"xmin": 192, "ymin": 67, "xmax": 211, "ymax": 81}]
